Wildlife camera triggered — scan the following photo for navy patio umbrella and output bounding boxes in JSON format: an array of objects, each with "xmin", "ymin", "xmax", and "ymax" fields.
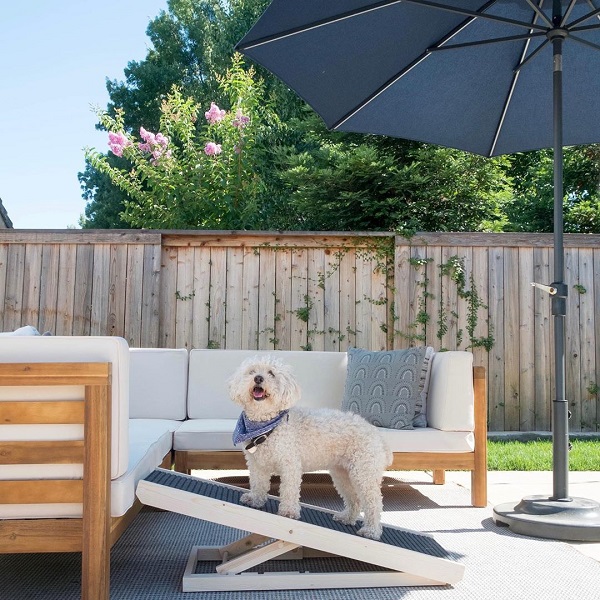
[{"xmin": 237, "ymin": 0, "xmax": 600, "ymax": 541}]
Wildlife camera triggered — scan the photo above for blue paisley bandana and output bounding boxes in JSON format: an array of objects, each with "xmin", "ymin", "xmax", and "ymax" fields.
[{"xmin": 232, "ymin": 410, "xmax": 289, "ymax": 446}]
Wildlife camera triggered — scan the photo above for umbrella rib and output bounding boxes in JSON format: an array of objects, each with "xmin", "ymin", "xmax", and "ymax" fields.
[
  {"xmin": 514, "ymin": 38, "xmax": 550, "ymax": 71},
  {"xmin": 490, "ymin": 0, "xmax": 546, "ymax": 155},
  {"xmin": 236, "ymin": 0, "xmax": 404, "ymax": 50},
  {"xmin": 523, "ymin": 0, "xmax": 553, "ymax": 28},
  {"xmin": 330, "ymin": 9, "xmax": 485, "ymax": 131},
  {"xmin": 566, "ymin": 6, "xmax": 600, "ymax": 28},
  {"xmin": 427, "ymin": 32, "xmax": 545, "ymax": 52},
  {"xmin": 560, "ymin": 0, "xmax": 579, "ymax": 27},
  {"xmin": 402, "ymin": 0, "xmax": 548, "ymax": 32},
  {"xmin": 568, "ymin": 33, "xmax": 600, "ymax": 52}
]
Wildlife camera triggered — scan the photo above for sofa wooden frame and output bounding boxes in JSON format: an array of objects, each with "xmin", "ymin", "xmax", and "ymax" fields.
[
  {"xmin": 174, "ymin": 366, "xmax": 488, "ymax": 508},
  {"xmin": 0, "ymin": 362, "xmax": 169, "ymax": 600}
]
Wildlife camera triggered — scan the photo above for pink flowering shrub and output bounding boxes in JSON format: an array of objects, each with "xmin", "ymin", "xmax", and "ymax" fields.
[
  {"xmin": 204, "ymin": 142, "xmax": 222, "ymax": 156},
  {"xmin": 85, "ymin": 54, "xmax": 265, "ymax": 229}
]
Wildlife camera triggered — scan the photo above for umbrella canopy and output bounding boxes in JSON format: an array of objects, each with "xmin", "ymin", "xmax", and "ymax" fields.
[
  {"xmin": 237, "ymin": 0, "xmax": 600, "ymax": 541},
  {"xmin": 237, "ymin": 0, "xmax": 600, "ymax": 157}
]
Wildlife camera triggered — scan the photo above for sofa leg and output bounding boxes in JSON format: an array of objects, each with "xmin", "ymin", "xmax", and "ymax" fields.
[
  {"xmin": 174, "ymin": 452, "xmax": 190, "ymax": 475},
  {"xmin": 433, "ymin": 470, "xmax": 445, "ymax": 485},
  {"xmin": 471, "ymin": 468, "xmax": 487, "ymax": 508}
]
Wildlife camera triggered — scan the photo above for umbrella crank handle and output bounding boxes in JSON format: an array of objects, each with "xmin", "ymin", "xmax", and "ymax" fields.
[
  {"xmin": 531, "ymin": 282, "xmax": 557, "ymax": 295},
  {"xmin": 531, "ymin": 282, "xmax": 568, "ymax": 316}
]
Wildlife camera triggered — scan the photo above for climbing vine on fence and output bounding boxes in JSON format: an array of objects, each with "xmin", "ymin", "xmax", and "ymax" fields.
[{"xmin": 398, "ymin": 254, "xmax": 494, "ymax": 352}]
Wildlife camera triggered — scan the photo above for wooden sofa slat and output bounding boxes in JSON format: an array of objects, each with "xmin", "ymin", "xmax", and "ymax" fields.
[
  {"xmin": 0, "ymin": 400, "xmax": 85, "ymax": 424},
  {"xmin": 0, "ymin": 440, "xmax": 84, "ymax": 464},
  {"xmin": 0, "ymin": 362, "xmax": 111, "ymax": 386},
  {"xmin": 0, "ymin": 479, "xmax": 83, "ymax": 503},
  {"xmin": 0, "ymin": 519, "xmax": 83, "ymax": 553}
]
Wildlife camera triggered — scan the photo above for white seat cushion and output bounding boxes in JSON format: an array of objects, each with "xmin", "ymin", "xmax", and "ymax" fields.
[
  {"xmin": 174, "ymin": 418, "xmax": 238, "ymax": 451},
  {"xmin": 380, "ymin": 428, "xmax": 475, "ymax": 453},
  {"xmin": 129, "ymin": 348, "xmax": 188, "ymax": 420},
  {"xmin": 111, "ymin": 419, "xmax": 181, "ymax": 517},
  {"xmin": 187, "ymin": 350, "xmax": 348, "ymax": 419},
  {"xmin": 427, "ymin": 351, "xmax": 475, "ymax": 431}
]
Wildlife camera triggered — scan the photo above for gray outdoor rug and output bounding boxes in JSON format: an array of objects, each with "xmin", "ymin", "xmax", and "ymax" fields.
[{"xmin": 2, "ymin": 472, "xmax": 600, "ymax": 600}]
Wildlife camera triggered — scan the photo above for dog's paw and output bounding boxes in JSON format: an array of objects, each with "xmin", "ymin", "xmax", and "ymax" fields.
[
  {"xmin": 356, "ymin": 525, "xmax": 382, "ymax": 540},
  {"xmin": 332, "ymin": 511, "xmax": 357, "ymax": 526},
  {"xmin": 240, "ymin": 492, "xmax": 267, "ymax": 509},
  {"xmin": 278, "ymin": 504, "xmax": 301, "ymax": 520}
]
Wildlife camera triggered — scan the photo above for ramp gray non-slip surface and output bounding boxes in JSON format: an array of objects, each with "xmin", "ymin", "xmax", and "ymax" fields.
[{"xmin": 143, "ymin": 469, "xmax": 450, "ymax": 559}]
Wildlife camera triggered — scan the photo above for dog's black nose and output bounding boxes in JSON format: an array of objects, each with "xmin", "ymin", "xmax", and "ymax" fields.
[{"xmin": 254, "ymin": 375, "xmax": 264, "ymax": 384}]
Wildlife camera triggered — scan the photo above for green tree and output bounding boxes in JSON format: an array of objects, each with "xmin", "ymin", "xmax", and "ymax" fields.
[{"xmin": 276, "ymin": 116, "xmax": 511, "ymax": 232}]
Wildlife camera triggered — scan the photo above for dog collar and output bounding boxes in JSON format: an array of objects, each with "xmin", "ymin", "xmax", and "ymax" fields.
[{"xmin": 232, "ymin": 410, "xmax": 289, "ymax": 449}]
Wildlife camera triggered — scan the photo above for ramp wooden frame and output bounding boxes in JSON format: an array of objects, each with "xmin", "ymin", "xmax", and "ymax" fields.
[{"xmin": 137, "ymin": 469, "xmax": 465, "ymax": 591}]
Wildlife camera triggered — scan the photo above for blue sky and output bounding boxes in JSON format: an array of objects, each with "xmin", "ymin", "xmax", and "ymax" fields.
[{"xmin": 0, "ymin": 1, "xmax": 169, "ymax": 229}]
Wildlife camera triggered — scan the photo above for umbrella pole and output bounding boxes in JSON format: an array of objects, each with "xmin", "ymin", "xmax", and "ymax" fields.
[
  {"xmin": 493, "ymin": 24, "xmax": 600, "ymax": 541},
  {"xmin": 550, "ymin": 33, "xmax": 570, "ymax": 503}
]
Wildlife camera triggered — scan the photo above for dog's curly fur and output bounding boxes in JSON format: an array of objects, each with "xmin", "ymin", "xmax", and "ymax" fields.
[{"xmin": 228, "ymin": 355, "xmax": 392, "ymax": 539}]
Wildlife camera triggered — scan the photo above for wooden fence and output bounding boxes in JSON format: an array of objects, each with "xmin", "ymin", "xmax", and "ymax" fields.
[{"xmin": 1, "ymin": 229, "xmax": 599, "ymax": 433}]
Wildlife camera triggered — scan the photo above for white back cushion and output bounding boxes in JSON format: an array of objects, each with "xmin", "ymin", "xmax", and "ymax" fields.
[
  {"xmin": 0, "ymin": 336, "xmax": 130, "ymax": 479},
  {"xmin": 129, "ymin": 348, "xmax": 188, "ymax": 420},
  {"xmin": 187, "ymin": 350, "xmax": 348, "ymax": 419},
  {"xmin": 426, "ymin": 351, "xmax": 474, "ymax": 431}
]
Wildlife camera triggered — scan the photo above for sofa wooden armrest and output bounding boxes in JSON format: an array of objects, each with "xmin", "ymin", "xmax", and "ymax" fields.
[{"xmin": 0, "ymin": 362, "xmax": 134, "ymax": 600}]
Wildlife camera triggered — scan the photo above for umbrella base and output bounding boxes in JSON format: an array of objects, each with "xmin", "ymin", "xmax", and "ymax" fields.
[{"xmin": 493, "ymin": 496, "xmax": 600, "ymax": 541}]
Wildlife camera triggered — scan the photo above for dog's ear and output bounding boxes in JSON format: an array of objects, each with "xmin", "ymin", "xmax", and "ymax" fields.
[
  {"xmin": 228, "ymin": 364, "xmax": 247, "ymax": 407},
  {"xmin": 276, "ymin": 362, "xmax": 301, "ymax": 408}
]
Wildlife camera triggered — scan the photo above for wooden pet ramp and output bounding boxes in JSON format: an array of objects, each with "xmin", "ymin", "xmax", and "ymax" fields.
[{"xmin": 136, "ymin": 469, "xmax": 464, "ymax": 591}]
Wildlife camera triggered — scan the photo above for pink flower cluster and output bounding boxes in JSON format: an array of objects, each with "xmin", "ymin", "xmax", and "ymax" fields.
[
  {"xmin": 108, "ymin": 132, "xmax": 132, "ymax": 157},
  {"xmin": 138, "ymin": 127, "xmax": 171, "ymax": 164},
  {"xmin": 232, "ymin": 109, "xmax": 250, "ymax": 129},
  {"xmin": 204, "ymin": 142, "xmax": 222, "ymax": 156},
  {"xmin": 205, "ymin": 102, "xmax": 226, "ymax": 125}
]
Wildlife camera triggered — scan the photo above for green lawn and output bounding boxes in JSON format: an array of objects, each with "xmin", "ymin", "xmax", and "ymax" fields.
[{"xmin": 487, "ymin": 439, "xmax": 600, "ymax": 471}]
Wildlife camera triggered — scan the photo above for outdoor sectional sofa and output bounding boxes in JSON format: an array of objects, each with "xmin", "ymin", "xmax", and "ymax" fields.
[{"xmin": 0, "ymin": 335, "xmax": 487, "ymax": 600}]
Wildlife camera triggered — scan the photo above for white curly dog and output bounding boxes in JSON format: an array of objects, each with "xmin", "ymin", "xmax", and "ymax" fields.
[{"xmin": 229, "ymin": 355, "xmax": 392, "ymax": 540}]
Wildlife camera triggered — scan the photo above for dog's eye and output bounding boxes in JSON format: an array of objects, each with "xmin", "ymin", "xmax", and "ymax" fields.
[
  {"xmin": 268, "ymin": 370, "xmax": 274, "ymax": 377},
  {"xmin": 249, "ymin": 369, "xmax": 255, "ymax": 375}
]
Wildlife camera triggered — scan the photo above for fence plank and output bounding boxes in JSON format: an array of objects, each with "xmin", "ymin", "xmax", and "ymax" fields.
[
  {"xmin": 488, "ymin": 247, "xmax": 505, "ymax": 431},
  {"xmin": 124, "ymin": 244, "xmax": 144, "ymax": 347},
  {"xmin": 191, "ymin": 247, "xmax": 211, "ymax": 350},
  {"xmin": 90, "ymin": 245, "xmax": 110, "ymax": 336},
  {"xmin": 503, "ymin": 247, "xmax": 520, "ymax": 431},
  {"xmin": 578, "ymin": 249, "xmax": 596, "ymax": 431},
  {"xmin": 307, "ymin": 248, "xmax": 326, "ymax": 351},
  {"xmin": 274, "ymin": 249, "xmax": 292, "ymax": 351},
  {"xmin": 140, "ymin": 243, "xmax": 161, "ymax": 348},
  {"xmin": 55, "ymin": 244, "xmax": 77, "ymax": 336},
  {"xmin": 291, "ymin": 249, "xmax": 308, "ymax": 350},
  {"xmin": 242, "ymin": 247, "xmax": 260, "ymax": 350},
  {"xmin": 257, "ymin": 248, "xmax": 277, "ymax": 350},
  {"xmin": 323, "ymin": 250, "xmax": 340, "ymax": 352},
  {"xmin": 339, "ymin": 248, "xmax": 356, "ymax": 351},
  {"xmin": 175, "ymin": 246, "xmax": 194, "ymax": 350},
  {"xmin": 393, "ymin": 243, "xmax": 410, "ymax": 349},
  {"xmin": 159, "ymin": 246, "xmax": 178, "ymax": 348},
  {"xmin": 565, "ymin": 248, "xmax": 581, "ymax": 431},
  {"xmin": 518, "ymin": 247, "xmax": 535, "ymax": 430},
  {"xmin": 22, "ymin": 244, "xmax": 42, "ymax": 329},
  {"xmin": 533, "ymin": 247, "xmax": 552, "ymax": 430},
  {"xmin": 225, "ymin": 247, "xmax": 244, "ymax": 349},
  {"xmin": 73, "ymin": 245, "xmax": 93, "ymax": 336},
  {"xmin": 208, "ymin": 248, "xmax": 227, "ymax": 350}
]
